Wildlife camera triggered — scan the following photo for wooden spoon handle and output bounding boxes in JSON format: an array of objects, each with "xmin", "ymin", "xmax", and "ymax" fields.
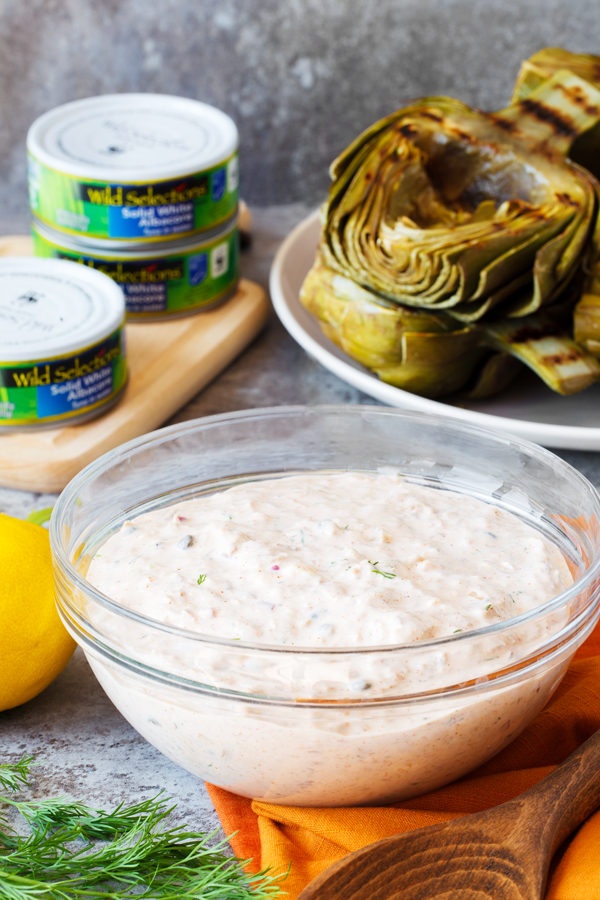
[
  {"xmin": 296, "ymin": 729, "xmax": 600, "ymax": 900},
  {"xmin": 521, "ymin": 726, "xmax": 600, "ymax": 853}
]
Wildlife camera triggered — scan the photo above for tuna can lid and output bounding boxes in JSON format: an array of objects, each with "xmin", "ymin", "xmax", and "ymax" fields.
[
  {"xmin": 27, "ymin": 93, "xmax": 239, "ymax": 182},
  {"xmin": 0, "ymin": 258, "xmax": 125, "ymax": 363}
]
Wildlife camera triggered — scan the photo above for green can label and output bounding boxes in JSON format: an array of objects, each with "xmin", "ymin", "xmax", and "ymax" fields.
[
  {"xmin": 32, "ymin": 226, "xmax": 239, "ymax": 319},
  {"xmin": 0, "ymin": 330, "xmax": 126, "ymax": 426},
  {"xmin": 28, "ymin": 153, "xmax": 239, "ymax": 242}
]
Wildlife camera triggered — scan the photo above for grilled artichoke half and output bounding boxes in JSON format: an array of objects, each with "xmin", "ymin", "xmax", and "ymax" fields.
[
  {"xmin": 512, "ymin": 48, "xmax": 600, "ymax": 357},
  {"xmin": 300, "ymin": 70, "xmax": 600, "ymax": 398}
]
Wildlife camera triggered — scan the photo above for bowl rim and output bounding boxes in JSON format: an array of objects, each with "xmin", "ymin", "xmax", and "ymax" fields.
[{"xmin": 51, "ymin": 404, "xmax": 600, "ymax": 658}]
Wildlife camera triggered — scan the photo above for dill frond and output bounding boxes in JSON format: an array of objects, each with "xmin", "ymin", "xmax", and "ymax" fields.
[{"xmin": 0, "ymin": 757, "xmax": 285, "ymax": 900}]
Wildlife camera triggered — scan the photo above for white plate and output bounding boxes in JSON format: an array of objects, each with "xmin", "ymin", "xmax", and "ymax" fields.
[{"xmin": 270, "ymin": 209, "xmax": 600, "ymax": 450}]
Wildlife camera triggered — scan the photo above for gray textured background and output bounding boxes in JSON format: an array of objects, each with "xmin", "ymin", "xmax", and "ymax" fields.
[{"xmin": 2, "ymin": 0, "xmax": 600, "ymax": 231}]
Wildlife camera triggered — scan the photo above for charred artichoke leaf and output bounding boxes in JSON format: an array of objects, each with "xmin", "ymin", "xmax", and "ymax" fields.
[
  {"xmin": 574, "ymin": 293, "xmax": 600, "ymax": 354},
  {"xmin": 512, "ymin": 48, "xmax": 600, "ymax": 180},
  {"xmin": 512, "ymin": 48, "xmax": 600, "ymax": 103},
  {"xmin": 483, "ymin": 312, "xmax": 600, "ymax": 395},
  {"xmin": 574, "ymin": 183, "xmax": 600, "ymax": 355},
  {"xmin": 321, "ymin": 71, "xmax": 600, "ymax": 322}
]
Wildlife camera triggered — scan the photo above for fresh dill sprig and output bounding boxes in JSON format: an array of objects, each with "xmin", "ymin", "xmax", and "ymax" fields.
[
  {"xmin": 0, "ymin": 757, "xmax": 285, "ymax": 900},
  {"xmin": 0, "ymin": 758, "xmax": 36, "ymax": 794},
  {"xmin": 9, "ymin": 794, "xmax": 170, "ymax": 839},
  {"xmin": 197, "ymin": 574, "xmax": 207, "ymax": 585}
]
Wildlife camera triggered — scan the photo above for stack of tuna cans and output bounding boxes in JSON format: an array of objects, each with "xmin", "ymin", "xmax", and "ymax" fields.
[{"xmin": 27, "ymin": 94, "xmax": 240, "ymax": 320}]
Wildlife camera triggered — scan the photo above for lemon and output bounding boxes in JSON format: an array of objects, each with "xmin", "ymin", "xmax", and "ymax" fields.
[{"xmin": 0, "ymin": 513, "xmax": 76, "ymax": 711}]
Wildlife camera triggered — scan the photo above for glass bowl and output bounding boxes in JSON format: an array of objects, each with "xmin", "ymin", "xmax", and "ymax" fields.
[{"xmin": 51, "ymin": 406, "xmax": 600, "ymax": 807}]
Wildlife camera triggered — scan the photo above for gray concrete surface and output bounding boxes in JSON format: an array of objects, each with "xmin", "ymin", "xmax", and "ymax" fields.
[{"xmin": 2, "ymin": 0, "xmax": 600, "ymax": 222}]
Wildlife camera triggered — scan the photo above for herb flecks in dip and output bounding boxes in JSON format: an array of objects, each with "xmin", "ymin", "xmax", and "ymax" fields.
[{"xmin": 87, "ymin": 473, "xmax": 571, "ymax": 647}]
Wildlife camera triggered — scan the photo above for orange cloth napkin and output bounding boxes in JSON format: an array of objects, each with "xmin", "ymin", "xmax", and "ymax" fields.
[{"xmin": 206, "ymin": 625, "xmax": 600, "ymax": 899}]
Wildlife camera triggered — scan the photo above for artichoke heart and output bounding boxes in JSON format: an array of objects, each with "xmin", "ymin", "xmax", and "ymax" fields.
[{"xmin": 300, "ymin": 68, "xmax": 600, "ymax": 398}]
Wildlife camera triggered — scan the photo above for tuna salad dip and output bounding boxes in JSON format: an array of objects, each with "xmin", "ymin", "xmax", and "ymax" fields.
[
  {"xmin": 85, "ymin": 472, "xmax": 574, "ymax": 805},
  {"xmin": 88, "ymin": 472, "xmax": 571, "ymax": 649}
]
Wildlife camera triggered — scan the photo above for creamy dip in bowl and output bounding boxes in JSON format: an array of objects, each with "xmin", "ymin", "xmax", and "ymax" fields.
[{"xmin": 51, "ymin": 407, "xmax": 600, "ymax": 806}]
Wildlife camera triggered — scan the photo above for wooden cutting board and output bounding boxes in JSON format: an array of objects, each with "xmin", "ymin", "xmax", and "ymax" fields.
[{"xmin": 0, "ymin": 235, "xmax": 269, "ymax": 493}]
